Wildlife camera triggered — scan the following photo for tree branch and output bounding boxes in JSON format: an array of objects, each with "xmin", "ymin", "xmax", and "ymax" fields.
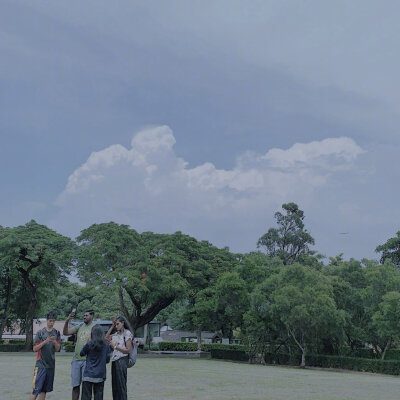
[{"xmin": 140, "ymin": 297, "xmax": 175, "ymax": 327}]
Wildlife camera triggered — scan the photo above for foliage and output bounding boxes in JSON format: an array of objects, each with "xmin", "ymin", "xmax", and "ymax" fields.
[
  {"xmin": 257, "ymin": 203, "xmax": 315, "ymax": 265},
  {"xmin": 324, "ymin": 257, "xmax": 368, "ymax": 351},
  {"xmin": 372, "ymin": 291, "xmax": 400, "ymax": 359},
  {"xmin": 376, "ymin": 231, "xmax": 400, "ymax": 267},
  {"xmin": 0, "ymin": 343, "xmax": 25, "ymax": 352},
  {"xmin": 264, "ymin": 352, "xmax": 400, "ymax": 376},
  {"xmin": 0, "ymin": 221, "xmax": 76, "ymax": 349},
  {"xmin": 77, "ymin": 223, "xmax": 236, "ymax": 333},
  {"xmin": 210, "ymin": 348, "xmax": 249, "ymax": 361},
  {"xmin": 157, "ymin": 341, "xmax": 246, "ymax": 352},
  {"xmin": 246, "ymin": 263, "xmax": 345, "ymax": 366}
]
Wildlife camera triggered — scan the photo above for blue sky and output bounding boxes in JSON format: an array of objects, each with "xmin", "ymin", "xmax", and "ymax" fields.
[{"xmin": 1, "ymin": 0, "xmax": 400, "ymax": 260}]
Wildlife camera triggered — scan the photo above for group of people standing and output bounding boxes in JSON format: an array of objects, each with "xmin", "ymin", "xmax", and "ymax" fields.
[{"xmin": 30, "ymin": 309, "xmax": 134, "ymax": 400}]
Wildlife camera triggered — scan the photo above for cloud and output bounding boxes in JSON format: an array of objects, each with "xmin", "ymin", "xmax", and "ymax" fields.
[{"xmin": 53, "ymin": 125, "xmax": 364, "ymax": 251}]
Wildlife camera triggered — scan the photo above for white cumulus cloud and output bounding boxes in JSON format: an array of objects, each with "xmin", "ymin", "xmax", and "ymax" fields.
[{"xmin": 53, "ymin": 125, "xmax": 365, "ymax": 252}]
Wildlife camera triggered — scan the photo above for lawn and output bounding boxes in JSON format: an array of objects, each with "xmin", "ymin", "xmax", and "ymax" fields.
[{"xmin": 1, "ymin": 353, "xmax": 399, "ymax": 400}]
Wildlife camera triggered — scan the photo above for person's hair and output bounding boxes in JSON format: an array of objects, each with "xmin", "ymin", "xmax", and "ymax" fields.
[
  {"xmin": 115, "ymin": 315, "xmax": 132, "ymax": 332},
  {"xmin": 46, "ymin": 310, "xmax": 57, "ymax": 320},
  {"xmin": 91, "ymin": 325, "xmax": 106, "ymax": 351},
  {"xmin": 84, "ymin": 309, "xmax": 95, "ymax": 316}
]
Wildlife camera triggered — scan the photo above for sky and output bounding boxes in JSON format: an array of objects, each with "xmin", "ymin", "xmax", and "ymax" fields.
[{"xmin": 1, "ymin": 0, "xmax": 400, "ymax": 260}]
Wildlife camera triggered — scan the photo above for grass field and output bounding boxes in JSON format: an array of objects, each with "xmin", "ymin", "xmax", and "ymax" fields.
[{"xmin": 1, "ymin": 353, "xmax": 399, "ymax": 400}]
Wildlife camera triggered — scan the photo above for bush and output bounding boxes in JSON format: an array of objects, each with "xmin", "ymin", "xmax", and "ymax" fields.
[
  {"xmin": 210, "ymin": 348, "xmax": 249, "ymax": 362},
  {"xmin": 383, "ymin": 349, "xmax": 400, "ymax": 361},
  {"xmin": 158, "ymin": 342, "xmax": 197, "ymax": 351},
  {"xmin": 263, "ymin": 352, "xmax": 400, "ymax": 375},
  {"xmin": 0, "ymin": 343, "xmax": 25, "ymax": 352},
  {"xmin": 202, "ymin": 343, "xmax": 247, "ymax": 352},
  {"xmin": 350, "ymin": 348, "xmax": 377, "ymax": 359},
  {"xmin": 63, "ymin": 342, "xmax": 75, "ymax": 352},
  {"xmin": 157, "ymin": 342, "xmax": 248, "ymax": 352}
]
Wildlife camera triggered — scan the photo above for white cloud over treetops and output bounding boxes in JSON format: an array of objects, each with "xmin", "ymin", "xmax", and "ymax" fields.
[{"xmin": 54, "ymin": 125, "xmax": 365, "ymax": 252}]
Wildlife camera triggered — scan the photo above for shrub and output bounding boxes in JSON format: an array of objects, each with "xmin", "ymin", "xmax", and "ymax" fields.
[
  {"xmin": 158, "ymin": 342, "xmax": 248, "ymax": 352},
  {"xmin": 350, "ymin": 348, "xmax": 377, "ymax": 359},
  {"xmin": 0, "ymin": 343, "xmax": 25, "ymax": 352},
  {"xmin": 63, "ymin": 342, "xmax": 75, "ymax": 352},
  {"xmin": 383, "ymin": 349, "xmax": 400, "ymax": 361},
  {"xmin": 158, "ymin": 342, "xmax": 198, "ymax": 351},
  {"xmin": 210, "ymin": 348, "xmax": 249, "ymax": 362},
  {"xmin": 263, "ymin": 352, "xmax": 400, "ymax": 375}
]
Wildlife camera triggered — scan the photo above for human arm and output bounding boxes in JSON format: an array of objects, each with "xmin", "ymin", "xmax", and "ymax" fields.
[
  {"xmin": 53, "ymin": 330, "xmax": 61, "ymax": 352},
  {"xmin": 80, "ymin": 343, "xmax": 90, "ymax": 357},
  {"xmin": 111, "ymin": 331, "xmax": 132, "ymax": 354},
  {"xmin": 32, "ymin": 333, "xmax": 51, "ymax": 352},
  {"xmin": 63, "ymin": 312, "xmax": 78, "ymax": 336},
  {"xmin": 105, "ymin": 320, "xmax": 116, "ymax": 342},
  {"xmin": 106, "ymin": 344, "xmax": 112, "ymax": 363}
]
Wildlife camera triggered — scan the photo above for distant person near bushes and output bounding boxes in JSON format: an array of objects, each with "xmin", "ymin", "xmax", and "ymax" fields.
[
  {"xmin": 63, "ymin": 309, "xmax": 95, "ymax": 400},
  {"xmin": 105, "ymin": 316, "xmax": 133, "ymax": 400},
  {"xmin": 80, "ymin": 325, "xmax": 112, "ymax": 400},
  {"xmin": 30, "ymin": 310, "xmax": 61, "ymax": 400}
]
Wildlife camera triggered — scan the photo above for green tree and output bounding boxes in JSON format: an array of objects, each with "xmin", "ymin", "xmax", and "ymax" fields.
[
  {"xmin": 77, "ymin": 223, "xmax": 235, "ymax": 334},
  {"xmin": 257, "ymin": 203, "xmax": 315, "ymax": 265},
  {"xmin": 0, "ymin": 221, "xmax": 75, "ymax": 349},
  {"xmin": 376, "ymin": 231, "xmax": 400, "ymax": 267},
  {"xmin": 372, "ymin": 291, "xmax": 400, "ymax": 360},
  {"xmin": 0, "ymin": 226, "xmax": 16, "ymax": 340},
  {"xmin": 250, "ymin": 264, "xmax": 344, "ymax": 367},
  {"xmin": 324, "ymin": 257, "xmax": 368, "ymax": 351},
  {"xmin": 362, "ymin": 260, "xmax": 400, "ymax": 356}
]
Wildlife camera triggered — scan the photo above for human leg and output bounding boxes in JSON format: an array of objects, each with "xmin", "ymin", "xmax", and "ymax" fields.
[
  {"xmin": 81, "ymin": 381, "xmax": 93, "ymax": 400},
  {"xmin": 72, "ymin": 386, "xmax": 80, "ymax": 400},
  {"xmin": 31, "ymin": 367, "xmax": 47, "ymax": 400},
  {"xmin": 111, "ymin": 357, "xmax": 128, "ymax": 400},
  {"xmin": 93, "ymin": 381, "xmax": 105, "ymax": 400},
  {"xmin": 71, "ymin": 360, "xmax": 85, "ymax": 400}
]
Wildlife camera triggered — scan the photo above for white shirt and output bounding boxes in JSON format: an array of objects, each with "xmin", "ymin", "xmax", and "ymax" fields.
[{"xmin": 111, "ymin": 330, "xmax": 133, "ymax": 362}]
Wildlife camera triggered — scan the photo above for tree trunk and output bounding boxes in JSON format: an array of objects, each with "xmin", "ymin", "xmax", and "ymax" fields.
[
  {"xmin": 18, "ymin": 268, "xmax": 38, "ymax": 351},
  {"xmin": 300, "ymin": 348, "xmax": 306, "ymax": 368},
  {"xmin": 196, "ymin": 327, "xmax": 202, "ymax": 351},
  {"xmin": 24, "ymin": 296, "xmax": 38, "ymax": 350},
  {"xmin": 381, "ymin": 339, "xmax": 392, "ymax": 361},
  {"xmin": 0, "ymin": 277, "xmax": 12, "ymax": 340},
  {"xmin": 287, "ymin": 326, "xmax": 306, "ymax": 367}
]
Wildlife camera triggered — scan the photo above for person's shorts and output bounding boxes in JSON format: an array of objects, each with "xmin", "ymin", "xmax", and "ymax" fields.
[
  {"xmin": 32, "ymin": 367, "xmax": 55, "ymax": 395},
  {"xmin": 71, "ymin": 360, "xmax": 86, "ymax": 387}
]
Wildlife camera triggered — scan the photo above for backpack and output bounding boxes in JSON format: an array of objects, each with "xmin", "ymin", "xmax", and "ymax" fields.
[{"xmin": 123, "ymin": 334, "xmax": 137, "ymax": 368}]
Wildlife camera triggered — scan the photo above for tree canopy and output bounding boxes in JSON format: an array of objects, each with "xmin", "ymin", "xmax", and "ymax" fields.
[
  {"xmin": 77, "ymin": 222, "xmax": 236, "ymax": 333},
  {"xmin": 376, "ymin": 231, "xmax": 400, "ymax": 267},
  {"xmin": 0, "ymin": 221, "xmax": 75, "ymax": 349},
  {"xmin": 257, "ymin": 202, "xmax": 315, "ymax": 265}
]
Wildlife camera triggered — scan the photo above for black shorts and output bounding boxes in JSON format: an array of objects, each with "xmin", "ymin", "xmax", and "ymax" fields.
[{"xmin": 32, "ymin": 367, "xmax": 55, "ymax": 395}]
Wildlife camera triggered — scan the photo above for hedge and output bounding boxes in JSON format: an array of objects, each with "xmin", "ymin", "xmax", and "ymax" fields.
[
  {"xmin": 264, "ymin": 352, "xmax": 400, "ymax": 375},
  {"xmin": 210, "ymin": 348, "xmax": 249, "ymax": 362},
  {"xmin": 158, "ymin": 342, "xmax": 198, "ymax": 351},
  {"xmin": 0, "ymin": 343, "xmax": 25, "ymax": 352},
  {"xmin": 383, "ymin": 349, "xmax": 400, "ymax": 361},
  {"xmin": 157, "ymin": 342, "xmax": 246, "ymax": 352},
  {"xmin": 64, "ymin": 342, "xmax": 75, "ymax": 352}
]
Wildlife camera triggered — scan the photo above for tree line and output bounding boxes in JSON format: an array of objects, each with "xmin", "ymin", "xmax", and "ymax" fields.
[{"xmin": 1, "ymin": 202, "xmax": 400, "ymax": 362}]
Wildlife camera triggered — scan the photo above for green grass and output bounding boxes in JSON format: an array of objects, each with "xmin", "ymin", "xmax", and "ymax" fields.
[{"xmin": 1, "ymin": 353, "xmax": 399, "ymax": 399}]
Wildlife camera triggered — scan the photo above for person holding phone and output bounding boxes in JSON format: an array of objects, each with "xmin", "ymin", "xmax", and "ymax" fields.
[
  {"xmin": 105, "ymin": 316, "xmax": 133, "ymax": 400},
  {"xmin": 30, "ymin": 310, "xmax": 61, "ymax": 400},
  {"xmin": 63, "ymin": 309, "xmax": 95, "ymax": 400}
]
